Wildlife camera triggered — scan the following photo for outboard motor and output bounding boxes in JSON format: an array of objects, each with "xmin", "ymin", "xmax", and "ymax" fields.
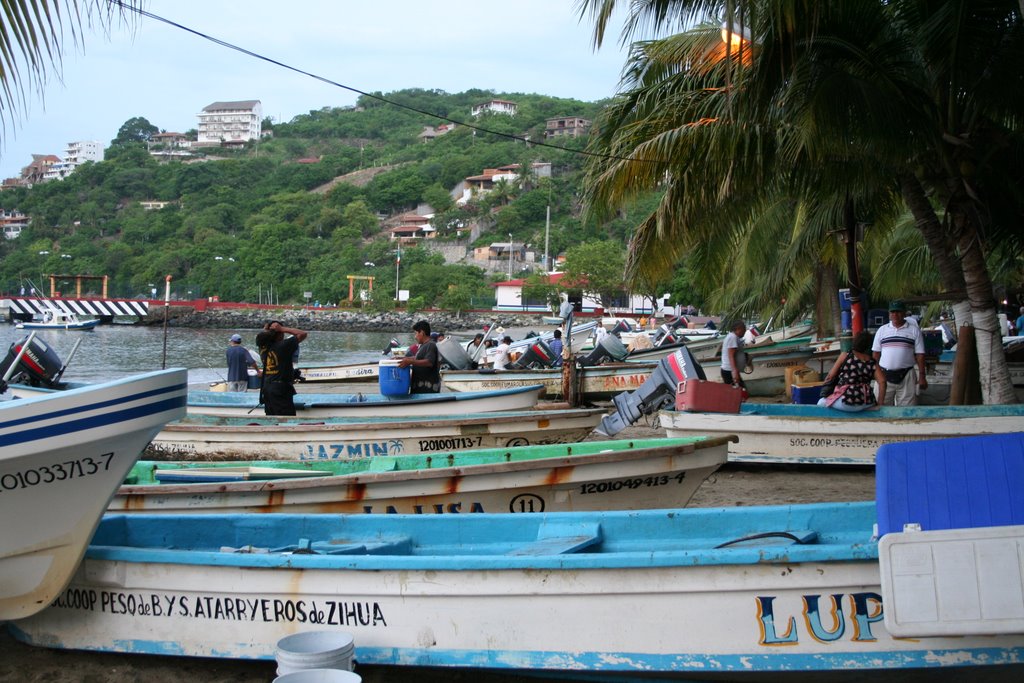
[
  {"xmin": 609, "ymin": 319, "xmax": 633, "ymax": 336},
  {"xmin": 0, "ymin": 336, "xmax": 64, "ymax": 388},
  {"xmin": 436, "ymin": 337, "xmax": 475, "ymax": 370},
  {"xmin": 578, "ymin": 334, "xmax": 629, "ymax": 367},
  {"xmin": 381, "ymin": 338, "xmax": 400, "ymax": 356},
  {"xmin": 509, "ymin": 339, "xmax": 557, "ymax": 369},
  {"xmin": 651, "ymin": 323, "xmax": 677, "ymax": 347},
  {"xmin": 594, "ymin": 346, "xmax": 706, "ymax": 437}
]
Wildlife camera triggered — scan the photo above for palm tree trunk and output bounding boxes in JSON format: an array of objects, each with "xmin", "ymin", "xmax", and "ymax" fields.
[{"xmin": 951, "ymin": 212, "xmax": 1017, "ymax": 404}]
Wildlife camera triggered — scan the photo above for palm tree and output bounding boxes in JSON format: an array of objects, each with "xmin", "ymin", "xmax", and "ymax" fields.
[
  {"xmin": 0, "ymin": 1, "xmax": 137, "ymax": 129},
  {"xmin": 579, "ymin": 0, "xmax": 1022, "ymax": 403}
]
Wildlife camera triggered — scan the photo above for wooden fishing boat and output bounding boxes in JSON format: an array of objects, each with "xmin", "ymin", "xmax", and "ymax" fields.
[
  {"xmin": 147, "ymin": 407, "xmax": 607, "ymax": 461},
  {"xmin": 295, "ymin": 359, "xmax": 381, "ymax": 383},
  {"xmin": 184, "ymin": 384, "xmax": 544, "ymax": 418},
  {"xmin": 661, "ymin": 401, "xmax": 1024, "ymax": 465},
  {"xmin": 0, "ymin": 368, "xmax": 187, "ymax": 621},
  {"xmin": 695, "ymin": 345, "xmax": 839, "ymax": 396},
  {"xmin": 12, "ymin": 435, "xmax": 1024, "ymax": 677},
  {"xmin": 441, "ymin": 363, "xmax": 655, "ymax": 401},
  {"xmin": 110, "ymin": 436, "xmax": 730, "ymax": 514}
]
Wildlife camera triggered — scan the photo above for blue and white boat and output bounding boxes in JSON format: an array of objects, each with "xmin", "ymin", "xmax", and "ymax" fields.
[
  {"xmin": 662, "ymin": 401, "xmax": 1024, "ymax": 465},
  {"xmin": 148, "ymin": 407, "xmax": 607, "ymax": 461},
  {"xmin": 184, "ymin": 384, "xmax": 545, "ymax": 418},
  {"xmin": 10, "ymin": 434, "xmax": 1024, "ymax": 677},
  {"xmin": 15, "ymin": 309, "xmax": 99, "ymax": 331},
  {"xmin": 0, "ymin": 368, "xmax": 187, "ymax": 621}
]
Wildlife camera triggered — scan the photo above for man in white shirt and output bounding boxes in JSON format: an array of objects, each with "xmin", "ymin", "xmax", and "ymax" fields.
[
  {"xmin": 492, "ymin": 336, "xmax": 513, "ymax": 370},
  {"xmin": 720, "ymin": 320, "xmax": 747, "ymax": 388},
  {"xmin": 872, "ymin": 299, "xmax": 926, "ymax": 406}
]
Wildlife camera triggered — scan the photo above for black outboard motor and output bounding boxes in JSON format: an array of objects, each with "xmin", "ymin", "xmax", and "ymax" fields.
[
  {"xmin": 609, "ymin": 319, "xmax": 633, "ymax": 336},
  {"xmin": 0, "ymin": 336, "xmax": 64, "ymax": 388},
  {"xmin": 651, "ymin": 323, "xmax": 678, "ymax": 347},
  {"xmin": 510, "ymin": 339, "xmax": 557, "ymax": 369},
  {"xmin": 594, "ymin": 346, "xmax": 706, "ymax": 437},
  {"xmin": 578, "ymin": 334, "xmax": 629, "ymax": 367},
  {"xmin": 436, "ymin": 338, "xmax": 476, "ymax": 370}
]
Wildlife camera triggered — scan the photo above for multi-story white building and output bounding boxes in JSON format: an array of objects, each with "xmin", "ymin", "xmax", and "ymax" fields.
[
  {"xmin": 197, "ymin": 100, "xmax": 262, "ymax": 146},
  {"xmin": 471, "ymin": 99, "xmax": 518, "ymax": 117},
  {"xmin": 40, "ymin": 140, "xmax": 104, "ymax": 182}
]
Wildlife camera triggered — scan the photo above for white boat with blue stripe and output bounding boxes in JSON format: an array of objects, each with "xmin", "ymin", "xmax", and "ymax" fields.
[
  {"xmin": 185, "ymin": 384, "xmax": 544, "ymax": 418},
  {"xmin": 11, "ymin": 434, "xmax": 1024, "ymax": 677},
  {"xmin": 662, "ymin": 402, "xmax": 1024, "ymax": 465},
  {"xmin": 0, "ymin": 368, "xmax": 187, "ymax": 621}
]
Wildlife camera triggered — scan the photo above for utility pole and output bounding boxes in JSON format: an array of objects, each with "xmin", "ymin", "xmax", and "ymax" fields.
[
  {"xmin": 544, "ymin": 206, "xmax": 550, "ymax": 272},
  {"xmin": 507, "ymin": 233, "xmax": 513, "ymax": 280}
]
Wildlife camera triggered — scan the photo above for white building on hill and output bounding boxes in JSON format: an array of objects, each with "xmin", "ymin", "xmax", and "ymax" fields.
[
  {"xmin": 41, "ymin": 140, "xmax": 104, "ymax": 182},
  {"xmin": 197, "ymin": 100, "xmax": 262, "ymax": 146}
]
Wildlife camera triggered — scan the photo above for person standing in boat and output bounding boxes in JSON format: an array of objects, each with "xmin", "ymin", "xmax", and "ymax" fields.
[
  {"xmin": 399, "ymin": 320, "xmax": 441, "ymax": 393},
  {"xmin": 225, "ymin": 334, "xmax": 258, "ymax": 392},
  {"xmin": 818, "ymin": 331, "xmax": 887, "ymax": 411},
  {"xmin": 720, "ymin": 320, "xmax": 748, "ymax": 389},
  {"xmin": 493, "ymin": 335, "xmax": 514, "ymax": 370},
  {"xmin": 549, "ymin": 329, "xmax": 564, "ymax": 367},
  {"xmin": 256, "ymin": 321, "xmax": 308, "ymax": 415},
  {"xmin": 872, "ymin": 300, "xmax": 926, "ymax": 406}
]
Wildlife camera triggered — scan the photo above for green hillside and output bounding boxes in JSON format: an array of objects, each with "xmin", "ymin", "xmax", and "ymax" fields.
[{"xmin": 0, "ymin": 89, "xmax": 656, "ymax": 309}]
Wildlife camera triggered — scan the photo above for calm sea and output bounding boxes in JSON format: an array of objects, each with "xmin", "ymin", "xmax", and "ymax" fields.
[{"xmin": 0, "ymin": 324, "xmax": 402, "ymax": 386}]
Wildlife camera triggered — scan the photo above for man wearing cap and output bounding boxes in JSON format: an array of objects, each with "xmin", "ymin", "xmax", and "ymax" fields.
[
  {"xmin": 872, "ymin": 300, "xmax": 926, "ymax": 406},
  {"xmin": 225, "ymin": 334, "xmax": 257, "ymax": 392}
]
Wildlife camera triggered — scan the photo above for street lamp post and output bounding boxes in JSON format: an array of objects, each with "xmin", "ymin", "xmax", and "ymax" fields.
[
  {"xmin": 394, "ymin": 245, "xmax": 401, "ymax": 302},
  {"xmin": 507, "ymin": 234, "xmax": 513, "ymax": 280}
]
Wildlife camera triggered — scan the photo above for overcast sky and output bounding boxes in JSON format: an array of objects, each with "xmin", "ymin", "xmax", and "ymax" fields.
[{"xmin": 0, "ymin": 1, "xmax": 631, "ymax": 179}]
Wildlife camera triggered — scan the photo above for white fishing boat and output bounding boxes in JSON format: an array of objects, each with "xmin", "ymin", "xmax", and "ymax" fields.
[
  {"xmin": 661, "ymin": 401, "xmax": 1024, "ymax": 465},
  {"xmin": 15, "ymin": 308, "xmax": 99, "ymax": 331},
  {"xmin": 110, "ymin": 436, "xmax": 730, "ymax": 514},
  {"xmin": 696, "ymin": 345, "xmax": 839, "ymax": 396},
  {"xmin": 147, "ymin": 407, "xmax": 607, "ymax": 461},
  {"xmin": 185, "ymin": 384, "xmax": 545, "ymax": 418},
  {"xmin": 0, "ymin": 368, "xmax": 187, "ymax": 621},
  {"xmin": 295, "ymin": 359, "xmax": 381, "ymax": 383},
  {"xmin": 11, "ymin": 435, "xmax": 1024, "ymax": 677},
  {"xmin": 442, "ymin": 363, "xmax": 655, "ymax": 401}
]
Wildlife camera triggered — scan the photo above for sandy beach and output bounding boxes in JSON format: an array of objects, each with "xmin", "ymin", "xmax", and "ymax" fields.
[{"xmin": 0, "ymin": 421, "xmax": 876, "ymax": 683}]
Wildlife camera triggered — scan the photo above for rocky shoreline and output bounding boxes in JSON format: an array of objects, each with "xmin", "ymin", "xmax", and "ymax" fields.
[{"xmin": 143, "ymin": 307, "xmax": 566, "ymax": 334}]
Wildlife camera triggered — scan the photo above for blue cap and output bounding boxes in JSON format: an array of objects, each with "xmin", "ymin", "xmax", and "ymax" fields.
[{"xmin": 229, "ymin": 334, "xmax": 242, "ymax": 343}]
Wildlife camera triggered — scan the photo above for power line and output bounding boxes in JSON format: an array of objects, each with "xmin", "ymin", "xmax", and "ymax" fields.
[{"xmin": 110, "ymin": 1, "xmax": 654, "ymax": 164}]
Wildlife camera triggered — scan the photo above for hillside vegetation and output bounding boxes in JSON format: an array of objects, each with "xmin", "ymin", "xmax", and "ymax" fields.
[{"xmin": 1, "ymin": 89, "xmax": 669, "ymax": 310}]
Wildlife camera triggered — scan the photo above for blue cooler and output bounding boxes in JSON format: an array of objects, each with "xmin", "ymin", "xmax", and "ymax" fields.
[
  {"xmin": 791, "ymin": 383, "xmax": 824, "ymax": 404},
  {"xmin": 378, "ymin": 359, "xmax": 411, "ymax": 396}
]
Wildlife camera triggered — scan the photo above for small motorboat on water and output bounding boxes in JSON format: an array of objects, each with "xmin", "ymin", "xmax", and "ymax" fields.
[{"xmin": 15, "ymin": 308, "xmax": 98, "ymax": 331}]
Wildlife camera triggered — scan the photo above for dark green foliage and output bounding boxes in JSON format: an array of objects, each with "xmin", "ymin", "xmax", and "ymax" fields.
[{"xmin": 0, "ymin": 90, "xmax": 624, "ymax": 306}]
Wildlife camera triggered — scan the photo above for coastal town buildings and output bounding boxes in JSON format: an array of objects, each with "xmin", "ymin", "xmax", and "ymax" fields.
[
  {"xmin": 1, "ymin": 209, "xmax": 29, "ymax": 239},
  {"xmin": 42, "ymin": 140, "xmax": 104, "ymax": 181},
  {"xmin": 471, "ymin": 99, "xmax": 518, "ymax": 117},
  {"xmin": 196, "ymin": 100, "xmax": 262, "ymax": 146},
  {"xmin": 545, "ymin": 116, "xmax": 591, "ymax": 139}
]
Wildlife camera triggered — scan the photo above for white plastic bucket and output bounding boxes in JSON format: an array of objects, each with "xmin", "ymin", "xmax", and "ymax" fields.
[
  {"xmin": 276, "ymin": 631, "xmax": 355, "ymax": 675},
  {"xmin": 273, "ymin": 669, "xmax": 361, "ymax": 683}
]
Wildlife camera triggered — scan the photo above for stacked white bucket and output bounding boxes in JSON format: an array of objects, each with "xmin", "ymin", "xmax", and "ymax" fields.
[{"xmin": 273, "ymin": 631, "xmax": 359, "ymax": 683}]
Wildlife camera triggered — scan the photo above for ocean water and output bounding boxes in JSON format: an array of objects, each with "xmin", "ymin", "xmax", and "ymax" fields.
[{"xmin": 0, "ymin": 324, "xmax": 402, "ymax": 386}]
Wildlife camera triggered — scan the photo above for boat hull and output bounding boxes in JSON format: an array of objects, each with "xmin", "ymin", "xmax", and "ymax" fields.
[
  {"xmin": 442, "ymin": 364, "xmax": 654, "ymax": 401},
  {"xmin": 111, "ymin": 436, "xmax": 730, "ymax": 514},
  {"xmin": 0, "ymin": 369, "xmax": 187, "ymax": 620},
  {"xmin": 297, "ymin": 360, "xmax": 380, "ymax": 383},
  {"xmin": 11, "ymin": 504, "xmax": 1024, "ymax": 675},
  {"xmin": 147, "ymin": 408, "xmax": 607, "ymax": 461},
  {"xmin": 661, "ymin": 403, "xmax": 1024, "ymax": 465}
]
